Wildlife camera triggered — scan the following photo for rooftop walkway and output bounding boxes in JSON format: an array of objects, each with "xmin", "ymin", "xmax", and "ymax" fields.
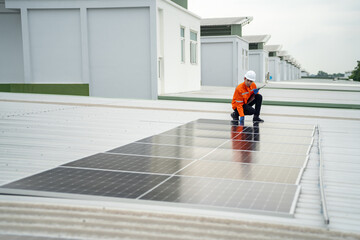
[{"xmin": 159, "ymin": 79, "xmax": 360, "ymax": 109}]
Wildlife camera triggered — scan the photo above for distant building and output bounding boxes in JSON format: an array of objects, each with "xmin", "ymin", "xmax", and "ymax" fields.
[
  {"xmin": 345, "ymin": 71, "xmax": 352, "ymax": 78},
  {"xmin": 301, "ymin": 70, "xmax": 310, "ymax": 77},
  {"xmin": 242, "ymin": 35, "xmax": 270, "ymax": 83},
  {"xmin": 0, "ymin": 0, "xmax": 201, "ymax": 99},
  {"xmin": 264, "ymin": 45, "xmax": 282, "ymax": 81},
  {"xmin": 200, "ymin": 17, "xmax": 253, "ymax": 87}
]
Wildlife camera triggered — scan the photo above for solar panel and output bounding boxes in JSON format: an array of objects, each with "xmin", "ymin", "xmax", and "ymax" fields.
[
  {"xmin": 202, "ymin": 149, "xmax": 308, "ymax": 168},
  {"xmin": 185, "ymin": 121, "xmax": 314, "ymax": 131},
  {"xmin": 108, "ymin": 142, "xmax": 214, "ymax": 160},
  {"xmin": 177, "ymin": 160, "xmax": 302, "ymax": 184},
  {"xmin": 162, "ymin": 128, "xmax": 313, "ymax": 145},
  {"xmin": 137, "ymin": 135, "xmax": 227, "ymax": 148},
  {"xmin": 1, "ymin": 167, "xmax": 169, "ymax": 198},
  {"xmin": 63, "ymin": 153, "xmax": 194, "ymax": 175},
  {"xmin": 161, "ymin": 128, "xmax": 238, "ymax": 139},
  {"xmin": 219, "ymin": 141, "xmax": 310, "ymax": 155},
  {"xmin": 0, "ymin": 118, "xmax": 314, "ymax": 218},
  {"xmin": 140, "ymin": 176, "xmax": 300, "ymax": 216},
  {"xmin": 173, "ymin": 124, "xmax": 314, "ymax": 137},
  {"xmin": 193, "ymin": 118, "xmax": 315, "ymax": 130}
]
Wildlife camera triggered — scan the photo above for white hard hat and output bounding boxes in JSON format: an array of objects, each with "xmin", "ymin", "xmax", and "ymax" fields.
[{"xmin": 244, "ymin": 70, "xmax": 256, "ymax": 82}]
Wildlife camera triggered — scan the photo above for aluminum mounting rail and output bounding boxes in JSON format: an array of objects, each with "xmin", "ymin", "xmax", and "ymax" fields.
[{"xmin": 317, "ymin": 125, "xmax": 330, "ymax": 225}]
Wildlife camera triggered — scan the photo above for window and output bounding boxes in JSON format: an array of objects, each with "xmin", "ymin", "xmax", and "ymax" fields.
[
  {"xmin": 180, "ymin": 27, "xmax": 185, "ymax": 63},
  {"xmin": 245, "ymin": 50, "xmax": 249, "ymax": 69},
  {"xmin": 190, "ymin": 30, "xmax": 198, "ymax": 64}
]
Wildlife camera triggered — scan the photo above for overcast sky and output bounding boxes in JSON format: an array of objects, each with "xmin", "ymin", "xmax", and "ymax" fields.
[{"xmin": 188, "ymin": 0, "xmax": 360, "ymax": 75}]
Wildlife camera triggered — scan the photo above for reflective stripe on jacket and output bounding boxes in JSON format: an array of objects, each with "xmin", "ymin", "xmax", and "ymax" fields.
[{"xmin": 231, "ymin": 81, "xmax": 257, "ymax": 117}]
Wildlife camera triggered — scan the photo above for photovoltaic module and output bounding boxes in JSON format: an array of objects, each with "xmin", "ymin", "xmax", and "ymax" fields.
[{"xmin": 0, "ymin": 119, "xmax": 314, "ymax": 217}]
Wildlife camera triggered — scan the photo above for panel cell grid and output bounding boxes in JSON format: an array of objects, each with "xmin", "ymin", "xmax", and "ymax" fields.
[
  {"xmin": 108, "ymin": 142, "xmax": 213, "ymax": 160},
  {"xmin": 63, "ymin": 153, "xmax": 194, "ymax": 175},
  {"xmin": 161, "ymin": 128, "xmax": 239, "ymax": 139},
  {"xmin": 2, "ymin": 167, "xmax": 169, "ymax": 198},
  {"xmin": 137, "ymin": 135, "xmax": 227, "ymax": 148}
]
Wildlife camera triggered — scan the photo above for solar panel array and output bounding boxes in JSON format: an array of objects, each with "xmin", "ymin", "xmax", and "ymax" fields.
[{"xmin": 0, "ymin": 119, "xmax": 314, "ymax": 217}]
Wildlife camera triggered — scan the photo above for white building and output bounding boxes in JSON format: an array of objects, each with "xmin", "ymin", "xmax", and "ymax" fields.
[
  {"xmin": 200, "ymin": 17, "xmax": 252, "ymax": 87},
  {"xmin": 264, "ymin": 45, "xmax": 282, "ymax": 82},
  {"xmin": 242, "ymin": 35, "xmax": 270, "ymax": 83},
  {"xmin": 0, "ymin": 0, "xmax": 201, "ymax": 99},
  {"xmin": 278, "ymin": 51, "xmax": 289, "ymax": 81},
  {"xmin": 345, "ymin": 71, "xmax": 352, "ymax": 79}
]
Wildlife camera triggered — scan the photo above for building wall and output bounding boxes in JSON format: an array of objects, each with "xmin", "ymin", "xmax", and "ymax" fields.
[
  {"xmin": 0, "ymin": 3, "xmax": 24, "ymax": 83},
  {"xmin": 5, "ymin": 0, "xmax": 158, "ymax": 99},
  {"xmin": 268, "ymin": 57, "xmax": 281, "ymax": 82},
  {"xmin": 249, "ymin": 49, "xmax": 268, "ymax": 83},
  {"xmin": 157, "ymin": 0, "xmax": 201, "ymax": 94},
  {"xmin": 201, "ymin": 41, "xmax": 233, "ymax": 86},
  {"xmin": 280, "ymin": 60, "xmax": 287, "ymax": 81},
  {"xmin": 87, "ymin": 7, "xmax": 153, "ymax": 99},
  {"xmin": 200, "ymin": 36, "xmax": 248, "ymax": 87},
  {"xmin": 28, "ymin": 9, "xmax": 82, "ymax": 83}
]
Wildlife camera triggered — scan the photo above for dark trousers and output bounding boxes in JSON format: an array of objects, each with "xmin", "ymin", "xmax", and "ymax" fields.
[{"xmin": 233, "ymin": 94, "xmax": 262, "ymax": 117}]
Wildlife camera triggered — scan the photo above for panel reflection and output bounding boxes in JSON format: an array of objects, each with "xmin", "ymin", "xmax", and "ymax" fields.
[{"xmin": 140, "ymin": 176, "xmax": 299, "ymax": 214}]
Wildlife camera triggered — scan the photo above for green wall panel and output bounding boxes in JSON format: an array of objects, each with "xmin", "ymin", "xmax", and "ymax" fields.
[
  {"xmin": 231, "ymin": 25, "xmax": 242, "ymax": 37},
  {"xmin": 0, "ymin": 84, "xmax": 89, "ymax": 96},
  {"xmin": 170, "ymin": 0, "xmax": 188, "ymax": 9}
]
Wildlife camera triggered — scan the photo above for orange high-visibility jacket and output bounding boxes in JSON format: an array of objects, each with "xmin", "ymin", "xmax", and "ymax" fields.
[{"xmin": 232, "ymin": 81, "xmax": 257, "ymax": 117}]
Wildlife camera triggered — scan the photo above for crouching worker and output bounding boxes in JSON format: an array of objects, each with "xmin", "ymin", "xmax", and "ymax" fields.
[{"xmin": 231, "ymin": 70, "xmax": 264, "ymax": 123}]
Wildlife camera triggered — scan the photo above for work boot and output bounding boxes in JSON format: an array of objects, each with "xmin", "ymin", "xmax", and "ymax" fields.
[
  {"xmin": 231, "ymin": 112, "xmax": 239, "ymax": 121},
  {"xmin": 253, "ymin": 115, "xmax": 264, "ymax": 122}
]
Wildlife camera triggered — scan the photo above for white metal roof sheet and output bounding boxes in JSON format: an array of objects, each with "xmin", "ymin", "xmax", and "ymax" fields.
[
  {"xmin": 201, "ymin": 16, "xmax": 253, "ymax": 26},
  {"xmin": 242, "ymin": 34, "xmax": 271, "ymax": 43},
  {"xmin": 0, "ymin": 89, "xmax": 360, "ymax": 238},
  {"xmin": 264, "ymin": 44, "xmax": 282, "ymax": 52}
]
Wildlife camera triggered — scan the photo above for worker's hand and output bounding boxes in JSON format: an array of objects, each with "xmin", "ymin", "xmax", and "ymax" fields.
[
  {"xmin": 253, "ymin": 88, "xmax": 259, "ymax": 94},
  {"xmin": 239, "ymin": 116, "xmax": 244, "ymax": 124}
]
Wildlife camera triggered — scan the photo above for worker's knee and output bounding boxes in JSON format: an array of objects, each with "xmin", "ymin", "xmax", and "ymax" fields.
[{"xmin": 255, "ymin": 93, "xmax": 262, "ymax": 101}]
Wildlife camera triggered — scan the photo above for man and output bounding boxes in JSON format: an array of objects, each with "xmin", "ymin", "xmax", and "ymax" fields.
[{"xmin": 231, "ymin": 70, "xmax": 264, "ymax": 123}]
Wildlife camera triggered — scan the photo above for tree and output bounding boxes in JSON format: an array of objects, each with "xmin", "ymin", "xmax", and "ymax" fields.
[
  {"xmin": 317, "ymin": 70, "xmax": 328, "ymax": 77},
  {"xmin": 349, "ymin": 61, "xmax": 360, "ymax": 82}
]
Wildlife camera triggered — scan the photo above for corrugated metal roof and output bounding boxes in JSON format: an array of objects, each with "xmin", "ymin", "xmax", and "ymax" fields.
[
  {"xmin": 1, "ymin": 88, "xmax": 360, "ymax": 239},
  {"xmin": 242, "ymin": 34, "xmax": 271, "ymax": 43},
  {"xmin": 201, "ymin": 17, "xmax": 253, "ymax": 26}
]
